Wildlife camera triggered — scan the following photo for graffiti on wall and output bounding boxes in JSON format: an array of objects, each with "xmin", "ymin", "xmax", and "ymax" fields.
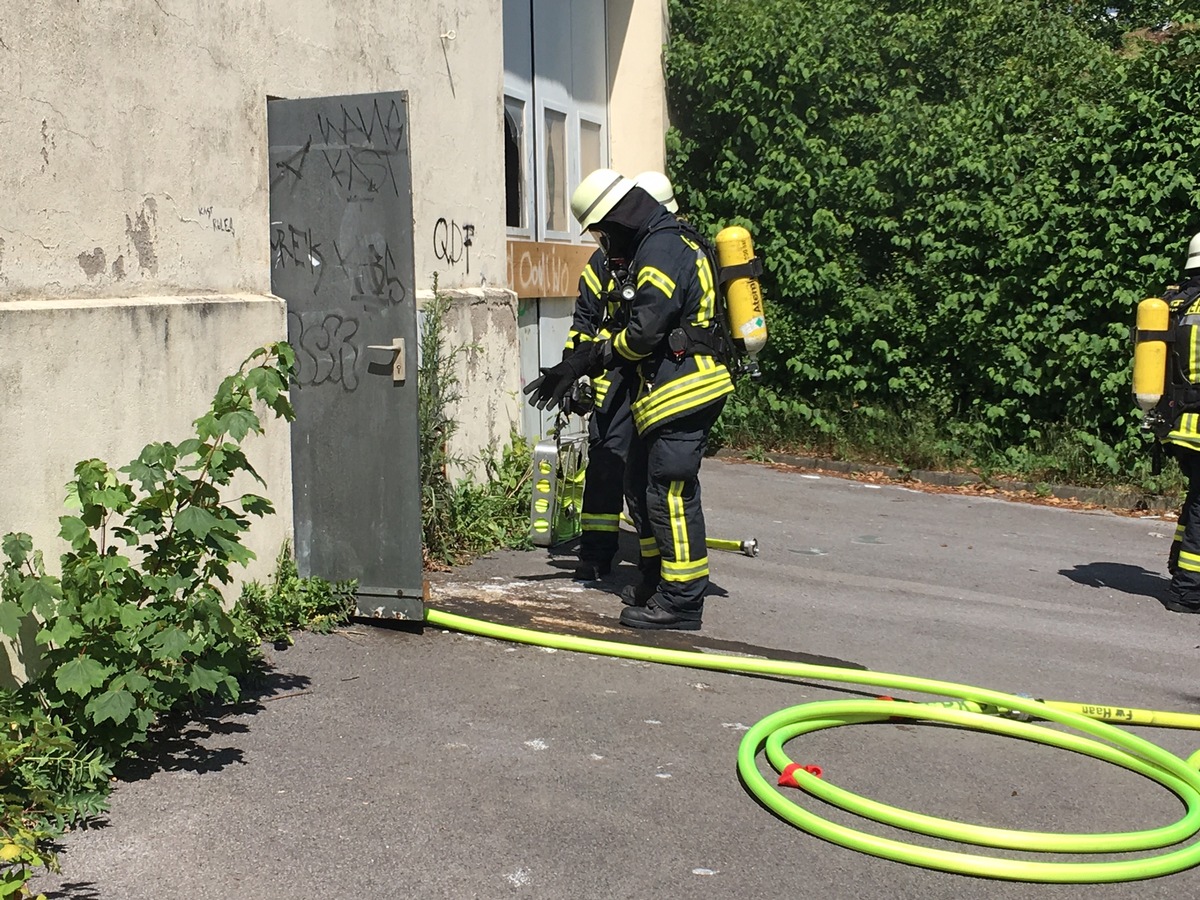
[
  {"xmin": 199, "ymin": 205, "xmax": 235, "ymax": 237},
  {"xmin": 317, "ymin": 99, "xmax": 405, "ymax": 199},
  {"xmin": 432, "ymin": 218, "xmax": 474, "ymax": 273},
  {"xmin": 288, "ymin": 310, "xmax": 361, "ymax": 392}
]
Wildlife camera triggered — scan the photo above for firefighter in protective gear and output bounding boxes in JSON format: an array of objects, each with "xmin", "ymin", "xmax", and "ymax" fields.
[
  {"xmin": 567, "ymin": 168, "xmax": 735, "ymax": 630},
  {"xmin": 1154, "ymin": 231, "xmax": 1200, "ymax": 612},
  {"xmin": 525, "ymin": 171, "xmax": 683, "ymax": 583}
]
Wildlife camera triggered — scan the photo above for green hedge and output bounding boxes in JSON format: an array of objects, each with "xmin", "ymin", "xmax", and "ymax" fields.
[{"xmin": 667, "ymin": 0, "xmax": 1199, "ymax": 479}]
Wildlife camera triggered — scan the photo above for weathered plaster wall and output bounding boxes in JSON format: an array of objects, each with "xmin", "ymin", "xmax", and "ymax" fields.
[
  {"xmin": 0, "ymin": 296, "xmax": 289, "ymax": 683},
  {"xmin": 0, "ymin": 0, "xmax": 519, "ymax": 603}
]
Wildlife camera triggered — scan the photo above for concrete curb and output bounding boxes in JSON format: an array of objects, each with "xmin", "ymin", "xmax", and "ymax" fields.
[{"xmin": 712, "ymin": 449, "xmax": 1179, "ymax": 513}]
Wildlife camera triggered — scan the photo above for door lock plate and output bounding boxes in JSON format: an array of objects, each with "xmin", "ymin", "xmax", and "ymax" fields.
[{"xmin": 368, "ymin": 338, "xmax": 406, "ymax": 383}]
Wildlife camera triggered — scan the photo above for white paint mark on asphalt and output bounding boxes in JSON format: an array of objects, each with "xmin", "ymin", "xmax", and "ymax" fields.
[
  {"xmin": 722, "ymin": 723, "xmax": 750, "ymax": 731},
  {"xmin": 539, "ymin": 647, "xmax": 558, "ymax": 653},
  {"xmin": 800, "ymin": 474, "xmax": 820, "ymax": 480},
  {"xmin": 590, "ymin": 753, "xmax": 604, "ymax": 760},
  {"xmin": 693, "ymin": 868, "xmax": 718, "ymax": 876},
  {"xmin": 524, "ymin": 739, "xmax": 548, "ymax": 751},
  {"xmin": 644, "ymin": 719, "xmax": 662, "ymax": 725},
  {"xmin": 503, "ymin": 868, "xmax": 532, "ymax": 886},
  {"xmin": 656, "ymin": 772, "xmax": 672, "ymax": 779}
]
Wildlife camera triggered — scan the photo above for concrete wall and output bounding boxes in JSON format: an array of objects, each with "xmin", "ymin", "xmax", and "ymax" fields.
[
  {"xmin": 607, "ymin": 0, "xmax": 670, "ymax": 176},
  {"xmin": 0, "ymin": 0, "xmax": 518, "ymax": 606}
]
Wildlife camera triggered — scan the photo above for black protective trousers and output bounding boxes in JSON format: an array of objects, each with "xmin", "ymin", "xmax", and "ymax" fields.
[
  {"xmin": 578, "ymin": 374, "xmax": 635, "ymax": 566},
  {"xmin": 1168, "ymin": 448, "xmax": 1200, "ymax": 605},
  {"xmin": 624, "ymin": 401, "xmax": 725, "ymax": 620}
]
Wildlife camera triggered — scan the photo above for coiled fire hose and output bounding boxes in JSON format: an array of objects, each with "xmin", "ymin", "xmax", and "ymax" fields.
[{"xmin": 425, "ymin": 606, "xmax": 1200, "ymax": 883}]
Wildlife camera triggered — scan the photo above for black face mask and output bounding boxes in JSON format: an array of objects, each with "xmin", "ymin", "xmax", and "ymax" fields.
[
  {"xmin": 590, "ymin": 187, "xmax": 663, "ymax": 260},
  {"xmin": 590, "ymin": 222, "xmax": 639, "ymax": 260}
]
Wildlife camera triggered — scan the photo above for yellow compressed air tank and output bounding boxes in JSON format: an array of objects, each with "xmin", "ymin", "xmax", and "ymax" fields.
[
  {"xmin": 1133, "ymin": 296, "xmax": 1169, "ymax": 411},
  {"xmin": 715, "ymin": 226, "xmax": 767, "ymax": 357}
]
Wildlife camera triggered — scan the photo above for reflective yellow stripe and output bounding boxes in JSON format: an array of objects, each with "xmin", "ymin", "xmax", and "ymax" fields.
[
  {"xmin": 682, "ymin": 236, "xmax": 717, "ymax": 323},
  {"xmin": 639, "ymin": 536, "xmax": 657, "ymax": 552},
  {"xmin": 662, "ymin": 557, "xmax": 709, "ymax": 582},
  {"xmin": 582, "ymin": 263, "xmax": 603, "ymax": 297},
  {"xmin": 582, "ymin": 513, "xmax": 620, "ymax": 532},
  {"xmin": 1177, "ymin": 524, "xmax": 1187, "ymax": 539},
  {"xmin": 635, "ymin": 365, "xmax": 732, "ymax": 417},
  {"xmin": 635, "ymin": 382, "xmax": 735, "ymax": 433},
  {"xmin": 1167, "ymin": 410, "xmax": 1200, "ymax": 447},
  {"xmin": 638, "ymin": 383, "xmax": 734, "ymax": 432},
  {"xmin": 632, "ymin": 367, "xmax": 735, "ymax": 432},
  {"xmin": 667, "ymin": 480, "xmax": 689, "ymax": 563},
  {"xmin": 638, "ymin": 266, "xmax": 675, "ymax": 299},
  {"xmin": 613, "ymin": 330, "xmax": 650, "ymax": 361},
  {"xmin": 1179, "ymin": 550, "xmax": 1200, "ymax": 573},
  {"xmin": 1189, "ymin": 320, "xmax": 1200, "ymax": 379}
]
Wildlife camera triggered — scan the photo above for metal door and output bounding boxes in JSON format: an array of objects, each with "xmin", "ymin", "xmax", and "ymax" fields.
[{"xmin": 268, "ymin": 91, "xmax": 423, "ymax": 621}]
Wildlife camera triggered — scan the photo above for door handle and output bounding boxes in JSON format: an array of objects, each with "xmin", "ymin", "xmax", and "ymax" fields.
[{"xmin": 368, "ymin": 338, "xmax": 406, "ymax": 383}]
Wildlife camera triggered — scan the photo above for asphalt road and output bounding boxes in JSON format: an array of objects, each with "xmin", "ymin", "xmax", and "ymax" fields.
[{"xmin": 33, "ymin": 457, "xmax": 1200, "ymax": 899}]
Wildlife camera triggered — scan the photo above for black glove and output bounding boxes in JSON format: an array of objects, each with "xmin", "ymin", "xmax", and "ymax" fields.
[{"xmin": 522, "ymin": 341, "xmax": 610, "ymax": 411}]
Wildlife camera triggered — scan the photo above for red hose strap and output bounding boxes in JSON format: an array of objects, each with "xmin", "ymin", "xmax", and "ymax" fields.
[{"xmin": 778, "ymin": 762, "xmax": 823, "ymax": 786}]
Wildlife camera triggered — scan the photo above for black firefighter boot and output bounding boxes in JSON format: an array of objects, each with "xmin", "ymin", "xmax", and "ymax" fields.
[
  {"xmin": 619, "ymin": 596, "xmax": 701, "ymax": 631},
  {"xmin": 573, "ymin": 557, "xmax": 613, "ymax": 582}
]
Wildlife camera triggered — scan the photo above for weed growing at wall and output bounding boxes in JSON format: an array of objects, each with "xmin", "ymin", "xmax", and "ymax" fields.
[
  {"xmin": 236, "ymin": 542, "xmax": 357, "ymax": 644},
  {"xmin": 419, "ymin": 275, "xmax": 532, "ymax": 566}
]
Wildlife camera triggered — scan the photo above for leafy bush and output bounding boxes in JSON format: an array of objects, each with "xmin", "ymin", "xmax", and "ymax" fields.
[
  {"xmin": 668, "ymin": 1, "xmax": 1200, "ymax": 487},
  {"xmin": 0, "ymin": 343, "xmax": 295, "ymax": 891},
  {"xmin": 0, "ymin": 691, "xmax": 112, "ymax": 897}
]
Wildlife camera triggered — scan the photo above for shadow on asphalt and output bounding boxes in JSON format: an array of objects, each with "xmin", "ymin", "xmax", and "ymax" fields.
[
  {"xmin": 113, "ymin": 668, "xmax": 312, "ymax": 784},
  {"xmin": 1059, "ymin": 561, "xmax": 1175, "ymax": 607},
  {"xmin": 42, "ymin": 881, "xmax": 100, "ymax": 900}
]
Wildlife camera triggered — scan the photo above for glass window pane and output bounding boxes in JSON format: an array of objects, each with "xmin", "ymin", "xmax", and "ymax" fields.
[
  {"xmin": 504, "ymin": 97, "xmax": 526, "ymax": 229},
  {"xmin": 544, "ymin": 109, "xmax": 567, "ymax": 233},
  {"xmin": 580, "ymin": 119, "xmax": 602, "ymax": 179}
]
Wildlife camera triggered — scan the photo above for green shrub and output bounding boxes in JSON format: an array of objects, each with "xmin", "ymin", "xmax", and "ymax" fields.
[{"xmin": 669, "ymin": 1, "xmax": 1200, "ymax": 487}]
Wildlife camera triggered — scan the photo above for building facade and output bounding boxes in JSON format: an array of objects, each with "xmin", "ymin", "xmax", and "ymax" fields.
[{"xmin": 0, "ymin": 1, "xmax": 668, "ymax": 622}]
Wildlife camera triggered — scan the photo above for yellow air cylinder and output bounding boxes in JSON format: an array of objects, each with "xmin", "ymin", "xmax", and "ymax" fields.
[
  {"xmin": 1133, "ymin": 297, "xmax": 1169, "ymax": 411},
  {"xmin": 715, "ymin": 226, "xmax": 767, "ymax": 356}
]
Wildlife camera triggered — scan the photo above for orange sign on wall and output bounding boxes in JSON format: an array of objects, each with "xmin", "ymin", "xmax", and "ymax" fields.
[{"xmin": 506, "ymin": 239, "xmax": 596, "ymax": 299}]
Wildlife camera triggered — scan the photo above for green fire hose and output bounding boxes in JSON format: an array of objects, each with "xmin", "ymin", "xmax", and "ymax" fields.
[{"xmin": 425, "ymin": 606, "xmax": 1200, "ymax": 883}]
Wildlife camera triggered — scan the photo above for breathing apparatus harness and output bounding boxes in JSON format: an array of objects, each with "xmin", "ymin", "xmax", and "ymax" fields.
[
  {"xmin": 1139, "ymin": 279, "xmax": 1200, "ymax": 441},
  {"xmin": 625, "ymin": 217, "xmax": 746, "ymax": 375}
]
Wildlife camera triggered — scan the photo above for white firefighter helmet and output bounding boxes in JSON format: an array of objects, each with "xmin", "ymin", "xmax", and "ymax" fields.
[
  {"xmin": 570, "ymin": 168, "xmax": 635, "ymax": 231},
  {"xmin": 1186, "ymin": 231, "xmax": 1200, "ymax": 273},
  {"xmin": 633, "ymin": 171, "xmax": 679, "ymax": 213}
]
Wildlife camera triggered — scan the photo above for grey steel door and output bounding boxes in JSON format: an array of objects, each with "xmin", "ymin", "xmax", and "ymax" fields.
[{"xmin": 268, "ymin": 91, "xmax": 423, "ymax": 621}]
